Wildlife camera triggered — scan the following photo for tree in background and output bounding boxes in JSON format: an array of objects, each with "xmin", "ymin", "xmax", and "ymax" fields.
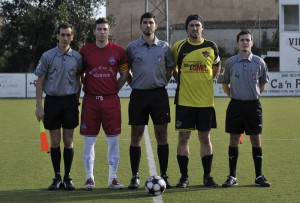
[
  {"xmin": 271, "ymin": 28, "xmax": 279, "ymax": 51},
  {"xmin": 0, "ymin": 0, "xmax": 107, "ymax": 73}
]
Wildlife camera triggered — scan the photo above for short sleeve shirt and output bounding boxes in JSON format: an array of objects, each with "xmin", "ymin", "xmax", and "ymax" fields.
[
  {"xmin": 219, "ymin": 52, "xmax": 269, "ymax": 100},
  {"xmin": 126, "ymin": 36, "xmax": 175, "ymax": 90},
  {"xmin": 35, "ymin": 46, "xmax": 83, "ymax": 96},
  {"xmin": 172, "ymin": 38, "xmax": 220, "ymax": 107},
  {"xmin": 80, "ymin": 41, "xmax": 128, "ymax": 96}
]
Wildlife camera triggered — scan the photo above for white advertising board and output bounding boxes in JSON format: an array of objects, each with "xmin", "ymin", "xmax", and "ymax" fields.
[
  {"xmin": 215, "ymin": 72, "xmax": 300, "ymax": 96},
  {"xmin": 0, "ymin": 74, "xmax": 26, "ymax": 98},
  {"xmin": 27, "ymin": 73, "xmax": 38, "ymax": 98},
  {"xmin": 0, "ymin": 72, "xmax": 300, "ymax": 98},
  {"xmin": 263, "ymin": 71, "xmax": 300, "ymax": 96}
]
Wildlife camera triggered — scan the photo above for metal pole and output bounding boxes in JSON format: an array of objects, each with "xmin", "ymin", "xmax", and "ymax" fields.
[
  {"xmin": 145, "ymin": 0, "xmax": 148, "ymax": 12},
  {"xmin": 259, "ymin": 13, "xmax": 261, "ymax": 49},
  {"xmin": 166, "ymin": 0, "xmax": 169, "ymax": 43},
  {"xmin": 144, "ymin": 0, "xmax": 169, "ymax": 43}
]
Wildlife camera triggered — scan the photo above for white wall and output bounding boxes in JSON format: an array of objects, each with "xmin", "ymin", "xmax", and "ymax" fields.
[{"xmin": 279, "ymin": 0, "xmax": 300, "ymax": 71}]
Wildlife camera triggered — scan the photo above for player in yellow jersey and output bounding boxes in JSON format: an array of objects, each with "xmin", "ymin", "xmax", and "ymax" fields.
[{"xmin": 172, "ymin": 14, "xmax": 220, "ymax": 188}]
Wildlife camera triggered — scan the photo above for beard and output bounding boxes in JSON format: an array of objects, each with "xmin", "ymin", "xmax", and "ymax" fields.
[
  {"xmin": 190, "ymin": 33, "xmax": 199, "ymax": 39},
  {"xmin": 143, "ymin": 29, "xmax": 153, "ymax": 36},
  {"xmin": 190, "ymin": 35, "xmax": 198, "ymax": 39}
]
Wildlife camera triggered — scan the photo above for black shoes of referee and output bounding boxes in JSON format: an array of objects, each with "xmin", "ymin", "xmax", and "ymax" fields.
[{"xmin": 48, "ymin": 176, "xmax": 75, "ymax": 190}]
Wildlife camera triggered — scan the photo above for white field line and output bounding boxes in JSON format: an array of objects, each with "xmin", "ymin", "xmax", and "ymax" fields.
[
  {"xmin": 144, "ymin": 125, "xmax": 164, "ymax": 203},
  {"xmin": 287, "ymin": 98, "xmax": 300, "ymax": 103}
]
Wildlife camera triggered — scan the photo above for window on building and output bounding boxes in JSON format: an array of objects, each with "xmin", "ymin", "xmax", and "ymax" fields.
[{"xmin": 284, "ymin": 5, "xmax": 299, "ymax": 31}]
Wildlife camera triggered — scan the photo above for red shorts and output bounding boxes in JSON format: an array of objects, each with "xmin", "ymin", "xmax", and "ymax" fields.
[{"xmin": 80, "ymin": 94, "xmax": 121, "ymax": 136}]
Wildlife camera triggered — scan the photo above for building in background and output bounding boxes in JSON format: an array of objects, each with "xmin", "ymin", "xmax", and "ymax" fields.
[
  {"xmin": 106, "ymin": 0, "xmax": 279, "ymax": 54},
  {"xmin": 279, "ymin": 0, "xmax": 300, "ymax": 71}
]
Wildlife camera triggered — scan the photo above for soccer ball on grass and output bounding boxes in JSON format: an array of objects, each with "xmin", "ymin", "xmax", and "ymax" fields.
[{"xmin": 144, "ymin": 175, "xmax": 166, "ymax": 196}]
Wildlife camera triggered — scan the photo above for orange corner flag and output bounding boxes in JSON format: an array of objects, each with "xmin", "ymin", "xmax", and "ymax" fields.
[
  {"xmin": 40, "ymin": 122, "xmax": 50, "ymax": 153},
  {"xmin": 239, "ymin": 133, "xmax": 243, "ymax": 144}
]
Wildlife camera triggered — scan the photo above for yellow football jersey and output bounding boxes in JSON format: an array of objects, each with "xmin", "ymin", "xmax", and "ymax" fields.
[{"xmin": 172, "ymin": 38, "xmax": 220, "ymax": 107}]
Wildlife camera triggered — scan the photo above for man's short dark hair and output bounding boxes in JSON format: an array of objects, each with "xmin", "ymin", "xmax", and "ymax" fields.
[
  {"xmin": 237, "ymin": 30, "xmax": 253, "ymax": 42},
  {"xmin": 140, "ymin": 12, "xmax": 157, "ymax": 24},
  {"xmin": 185, "ymin": 14, "xmax": 203, "ymax": 29},
  {"xmin": 56, "ymin": 22, "xmax": 73, "ymax": 34},
  {"xmin": 94, "ymin": 17, "xmax": 110, "ymax": 29}
]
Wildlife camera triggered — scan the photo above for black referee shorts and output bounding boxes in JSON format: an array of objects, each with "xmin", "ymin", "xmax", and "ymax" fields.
[
  {"xmin": 225, "ymin": 99, "xmax": 262, "ymax": 135},
  {"xmin": 128, "ymin": 87, "xmax": 170, "ymax": 125},
  {"xmin": 44, "ymin": 94, "xmax": 79, "ymax": 130}
]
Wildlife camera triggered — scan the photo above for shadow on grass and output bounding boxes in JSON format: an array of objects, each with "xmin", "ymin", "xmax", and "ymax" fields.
[
  {"xmin": 0, "ymin": 184, "xmax": 265, "ymax": 202},
  {"xmin": 0, "ymin": 188, "xmax": 151, "ymax": 203}
]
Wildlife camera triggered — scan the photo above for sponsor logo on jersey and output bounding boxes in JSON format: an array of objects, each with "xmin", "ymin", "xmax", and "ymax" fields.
[{"xmin": 183, "ymin": 62, "xmax": 208, "ymax": 73}]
